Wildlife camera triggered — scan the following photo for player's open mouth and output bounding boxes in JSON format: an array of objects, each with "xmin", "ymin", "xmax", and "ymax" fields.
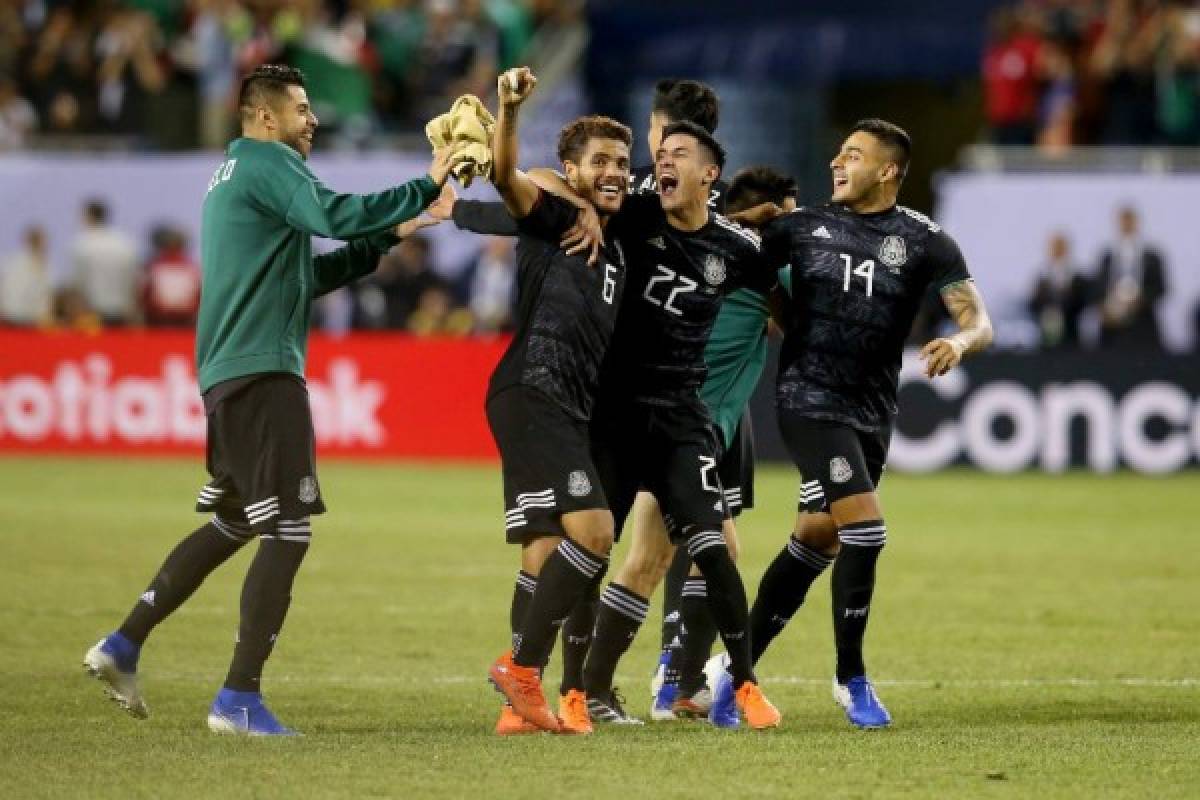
[
  {"xmin": 659, "ymin": 174, "xmax": 679, "ymax": 195},
  {"xmin": 596, "ymin": 182, "xmax": 623, "ymax": 198},
  {"xmin": 833, "ymin": 174, "xmax": 848, "ymax": 188}
]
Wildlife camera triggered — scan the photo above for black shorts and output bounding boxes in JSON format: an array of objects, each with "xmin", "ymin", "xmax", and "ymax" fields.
[
  {"xmin": 717, "ymin": 410, "xmax": 755, "ymax": 518},
  {"xmin": 777, "ymin": 411, "xmax": 892, "ymax": 514},
  {"xmin": 591, "ymin": 398, "xmax": 729, "ymax": 542},
  {"xmin": 195, "ymin": 374, "xmax": 325, "ymax": 533},
  {"xmin": 486, "ymin": 387, "xmax": 608, "ymax": 544}
]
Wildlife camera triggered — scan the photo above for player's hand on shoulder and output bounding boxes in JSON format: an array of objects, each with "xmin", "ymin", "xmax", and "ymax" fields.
[
  {"xmin": 498, "ymin": 67, "xmax": 537, "ymax": 108},
  {"xmin": 561, "ymin": 204, "xmax": 603, "ymax": 266},
  {"xmin": 729, "ymin": 201, "xmax": 785, "ymax": 229},
  {"xmin": 919, "ymin": 337, "xmax": 965, "ymax": 378}
]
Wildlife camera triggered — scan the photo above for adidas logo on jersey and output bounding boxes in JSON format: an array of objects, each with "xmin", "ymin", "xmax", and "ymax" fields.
[
  {"xmin": 648, "ymin": 236, "xmax": 666, "ymax": 249},
  {"xmin": 812, "ymin": 226, "xmax": 832, "ymax": 239}
]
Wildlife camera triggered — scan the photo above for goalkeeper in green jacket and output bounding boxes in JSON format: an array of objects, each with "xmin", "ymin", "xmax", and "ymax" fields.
[{"xmin": 83, "ymin": 64, "xmax": 468, "ymax": 736}]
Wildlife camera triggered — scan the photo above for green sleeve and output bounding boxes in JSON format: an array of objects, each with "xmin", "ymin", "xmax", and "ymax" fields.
[
  {"xmin": 312, "ymin": 235, "xmax": 398, "ymax": 297},
  {"xmin": 285, "ymin": 174, "xmax": 440, "ymax": 240}
]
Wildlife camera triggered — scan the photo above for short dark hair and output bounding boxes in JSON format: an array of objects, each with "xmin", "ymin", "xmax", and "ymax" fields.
[
  {"xmin": 653, "ymin": 79, "xmax": 719, "ymax": 133},
  {"xmin": 661, "ymin": 120, "xmax": 726, "ymax": 173},
  {"xmin": 557, "ymin": 114, "xmax": 633, "ymax": 165},
  {"xmin": 850, "ymin": 118, "xmax": 912, "ymax": 181},
  {"xmin": 238, "ymin": 64, "xmax": 307, "ymax": 123},
  {"xmin": 84, "ymin": 199, "xmax": 108, "ymax": 225},
  {"xmin": 725, "ymin": 166, "xmax": 797, "ymax": 214}
]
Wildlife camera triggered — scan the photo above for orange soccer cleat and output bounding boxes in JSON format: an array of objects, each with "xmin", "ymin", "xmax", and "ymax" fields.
[
  {"xmin": 735, "ymin": 681, "xmax": 782, "ymax": 730},
  {"xmin": 557, "ymin": 689, "xmax": 593, "ymax": 735},
  {"xmin": 494, "ymin": 704, "xmax": 540, "ymax": 735},
  {"xmin": 488, "ymin": 650, "xmax": 561, "ymax": 733}
]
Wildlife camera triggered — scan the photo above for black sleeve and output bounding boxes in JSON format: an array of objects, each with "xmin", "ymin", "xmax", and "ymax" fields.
[
  {"xmin": 515, "ymin": 189, "xmax": 580, "ymax": 241},
  {"xmin": 763, "ymin": 217, "xmax": 789, "ymax": 268},
  {"xmin": 452, "ymin": 200, "xmax": 519, "ymax": 236},
  {"xmin": 927, "ymin": 230, "xmax": 972, "ymax": 291}
]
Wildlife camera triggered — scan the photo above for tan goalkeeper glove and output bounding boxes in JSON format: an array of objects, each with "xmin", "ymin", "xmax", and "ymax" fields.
[{"xmin": 424, "ymin": 95, "xmax": 496, "ymax": 188}]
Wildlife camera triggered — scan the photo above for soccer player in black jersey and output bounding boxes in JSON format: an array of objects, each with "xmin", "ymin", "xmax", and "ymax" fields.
[
  {"xmin": 578, "ymin": 121, "xmax": 782, "ymax": 729},
  {"xmin": 725, "ymin": 119, "xmax": 993, "ymax": 729},
  {"xmin": 478, "ymin": 68, "xmax": 633, "ymax": 735}
]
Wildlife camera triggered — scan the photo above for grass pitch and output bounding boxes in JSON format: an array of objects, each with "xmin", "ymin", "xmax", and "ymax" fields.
[{"xmin": 0, "ymin": 456, "xmax": 1196, "ymax": 799}]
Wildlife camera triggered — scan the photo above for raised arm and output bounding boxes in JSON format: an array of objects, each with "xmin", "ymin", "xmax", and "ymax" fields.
[
  {"xmin": 492, "ymin": 67, "xmax": 541, "ymax": 218},
  {"xmin": 922, "ymin": 280, "xmax": 994, "ymax": 377}
]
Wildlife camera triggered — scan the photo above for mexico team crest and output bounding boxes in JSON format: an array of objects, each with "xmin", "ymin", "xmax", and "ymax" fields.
[
  {"xmin": 299, "ymin": 476, "xmax": 318, "ymax": 503},
  {"xmin": 567, "ymin": 470, "xmax": 592, "ymax": 497},
  {"xmin": 703, "ymin": 254, "xmax": 727, "ymax": 286},
  {"xmin": 879, "ymin": 235, "xmax": 907, "ymax": 268},
  {"xmin": 830, "ymin": 457, "xmax": 854, "ymax": 484}
]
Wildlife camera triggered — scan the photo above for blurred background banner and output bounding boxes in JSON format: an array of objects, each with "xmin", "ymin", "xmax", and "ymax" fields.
[{"xmin": 1, "ymin": 0, "xmax": 1198, "ymax": 472}]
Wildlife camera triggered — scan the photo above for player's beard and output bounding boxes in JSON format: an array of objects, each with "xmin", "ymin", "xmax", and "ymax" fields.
[{"xmin": 282, "ymin": 128, "xmax": 312, "ymax": 159}]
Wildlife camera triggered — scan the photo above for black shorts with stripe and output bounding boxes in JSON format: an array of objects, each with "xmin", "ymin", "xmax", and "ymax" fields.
[
  {"xmin": 777, "ymin": 411, "xmax": 891, "ymax": 514},
  {"xmin": 195, "ymin": 373, "xmax": 325, "ymax": 534},
  {"xmin": 486, "ymin": 386, "xmax": 608, "ymax": 544},
  {"xmin": 591, "ymin": 396, "xmax": 729, "ymax": 542},
  {"xmin": 717, "ymin": 409, "xmax": 755, "ymax": 518}
]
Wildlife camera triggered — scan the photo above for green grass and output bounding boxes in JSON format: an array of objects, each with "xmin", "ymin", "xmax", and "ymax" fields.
[{"xmin": 0, "ymin": 456, "xmax": 1197, "ymax": 798}]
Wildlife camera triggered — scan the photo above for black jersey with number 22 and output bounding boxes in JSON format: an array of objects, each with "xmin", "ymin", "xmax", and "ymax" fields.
[{"xmin": 764, "ymin": 203, "xmax": 971, "ymax": 433}]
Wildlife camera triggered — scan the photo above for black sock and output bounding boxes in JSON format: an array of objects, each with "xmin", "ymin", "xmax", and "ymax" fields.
[
  {"xmin": 509, "ymin": 570, "xmax": 537, "ymax": 652},
  {"xmin": 675, "ymin": 577, "xmax": 718, "ymax": 695},
  {"xmin": 660, "ymin": 546, "xmax": 691, "ymax": 652},
  {"xmin": 686, "ymin": 530, "xmax": 755, "ymax": 688},
  {"xmin": 513, "ymin": 538, "xmax": 606, "ymax": 669},
  {"xmin": 582, "ymin": 582, "xmax": 649, "ymax": 698},
  {"xmin": 831, "ymin": 520, "xmax": 886, "ymax": 684},
  {"xmin": 749, "ymin": 536, "xmax": 835, "ymax": 664},
  {"xmin": 559, "ymin": 572, "xmax": 603, "ymax": 695},
  {"xmin": 224, "ymin": 523, "xmax": 311, "ymax": 692},
  {"xmin": 118, "ymin": 517, "xmax": 252, "ymax": 645}
]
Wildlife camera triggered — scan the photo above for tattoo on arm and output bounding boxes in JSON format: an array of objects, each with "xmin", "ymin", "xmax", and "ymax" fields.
[{"xmin": 940, "ymin": 280, "xmax": 994, "ymax": 356}]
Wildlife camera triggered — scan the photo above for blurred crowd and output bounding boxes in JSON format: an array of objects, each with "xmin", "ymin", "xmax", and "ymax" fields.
[
  {"xmin": 0, "ymin": 0, "xmax": 581, "ymax": 150},
  {"xmin": 983, "ymin": 0, "xmax": 1200, "ymax": 148},
  {"xmin": 0, "ymin": 199, "xmax": 518, "ymax": 334},
  {"xmin": 1027, "ymin": 206, "xmax": 1178, "ymax": 350}
]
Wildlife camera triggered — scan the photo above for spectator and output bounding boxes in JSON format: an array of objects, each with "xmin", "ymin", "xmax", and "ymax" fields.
[
  {"xmin": 51, "ymin": 286, "xmax": 102, "ymax": 334},
  {"xmin": 142, "ymin": 225, "xmax": 201, "ymax": 327},
  {"xmin": 407, "ymin": 283, "xmax": 473, "ymax": 336},
  {"xmin": 1088, "ymin": 0, "xmax": 1158, "ymax": 145},
  {"xmin": 0, "ymin": 75, "xmax": 38, "ymax": 150},
  {"xmin": 1029, "ymin": 231, "xmax": 1089, "ymax": 349},
  {"xmin": 407, "ymin": 0, "xmax": 499, "ymax": 124},
  {"xmin": 0, "ymin": 225, "xmax": 53, "ymax": 327},
  {"xmin": 466, "ymin": 236, "xmax": 516, "ymax": 332},
  {"xmin": 70, "ymin": 198, "xmax": 140, "ymax": 326},
  {"xmin": 982, "ymin": 6, "xmax": 1044, "ymax": 145},
  {"xmin": 1094, "ymin": 206, "xmax": 1167, "ymax": 350},
  {"xmin": 353, "ymin": 234, "xmax": 448, "ymax": 329}
]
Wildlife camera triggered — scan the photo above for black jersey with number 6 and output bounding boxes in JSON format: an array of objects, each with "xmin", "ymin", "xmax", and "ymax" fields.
[
  {"xmin": 487, "ymin": 190, "xmax": 627, "ymax": 421},
  {"xmin": 764, "ymin": 203, "xmax": 971, "ymax": 433},
  {"xmin": 601, "ymin": 192, "xmax": 772, "ymax": 407}
]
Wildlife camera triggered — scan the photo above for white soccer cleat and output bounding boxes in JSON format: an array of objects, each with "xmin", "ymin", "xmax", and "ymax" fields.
[{"xmin": 83, "ymin": 634, "xmax": 148, "ymax": 719}]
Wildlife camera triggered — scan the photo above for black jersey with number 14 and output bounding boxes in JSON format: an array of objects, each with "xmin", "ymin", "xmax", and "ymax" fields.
[{"xmin": 764, "ymin": 203, "xmax": 971, "ymax": 433}]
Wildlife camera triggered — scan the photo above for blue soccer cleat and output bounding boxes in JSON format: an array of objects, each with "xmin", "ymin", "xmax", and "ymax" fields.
[
  {"xmin": 707, "ymin": 667, "xmax": 739, "ymax": 729},
  {"xmin": 83, "ymin": 632, "xmax": 148, "ymax": 719},
  {"xmin": 207, "ymin": 689, "xmax": 299, "ymax": 736},
  {"xmin": 649, "ymin": 647, "xmax": 672, "ymax": 699},
  {"xmin": 833, "ymin": 676, "xmax": 892, "ymax": 729},
  {"xmin": 650, "ymin": 680, "xmax": 679, "ymax": 721}
]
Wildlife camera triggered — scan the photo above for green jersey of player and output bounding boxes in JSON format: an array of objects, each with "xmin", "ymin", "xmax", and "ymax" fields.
[
  {"xmin": 700, "ymin": 266, "xmax": 791, "ymax": 448},
  {"xmin": 196, "ymin": 137, "xmax": 439, "ymax": 391}
]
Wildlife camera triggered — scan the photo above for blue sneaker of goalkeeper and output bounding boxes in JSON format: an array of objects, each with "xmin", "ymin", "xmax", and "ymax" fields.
[
  {"xmin": 207, "ymin": 688, "xmax": 299, "ymax": 736},
  {"xmin": 834, "ymin": 676, "xmax": 892, "ymax": 729}
]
